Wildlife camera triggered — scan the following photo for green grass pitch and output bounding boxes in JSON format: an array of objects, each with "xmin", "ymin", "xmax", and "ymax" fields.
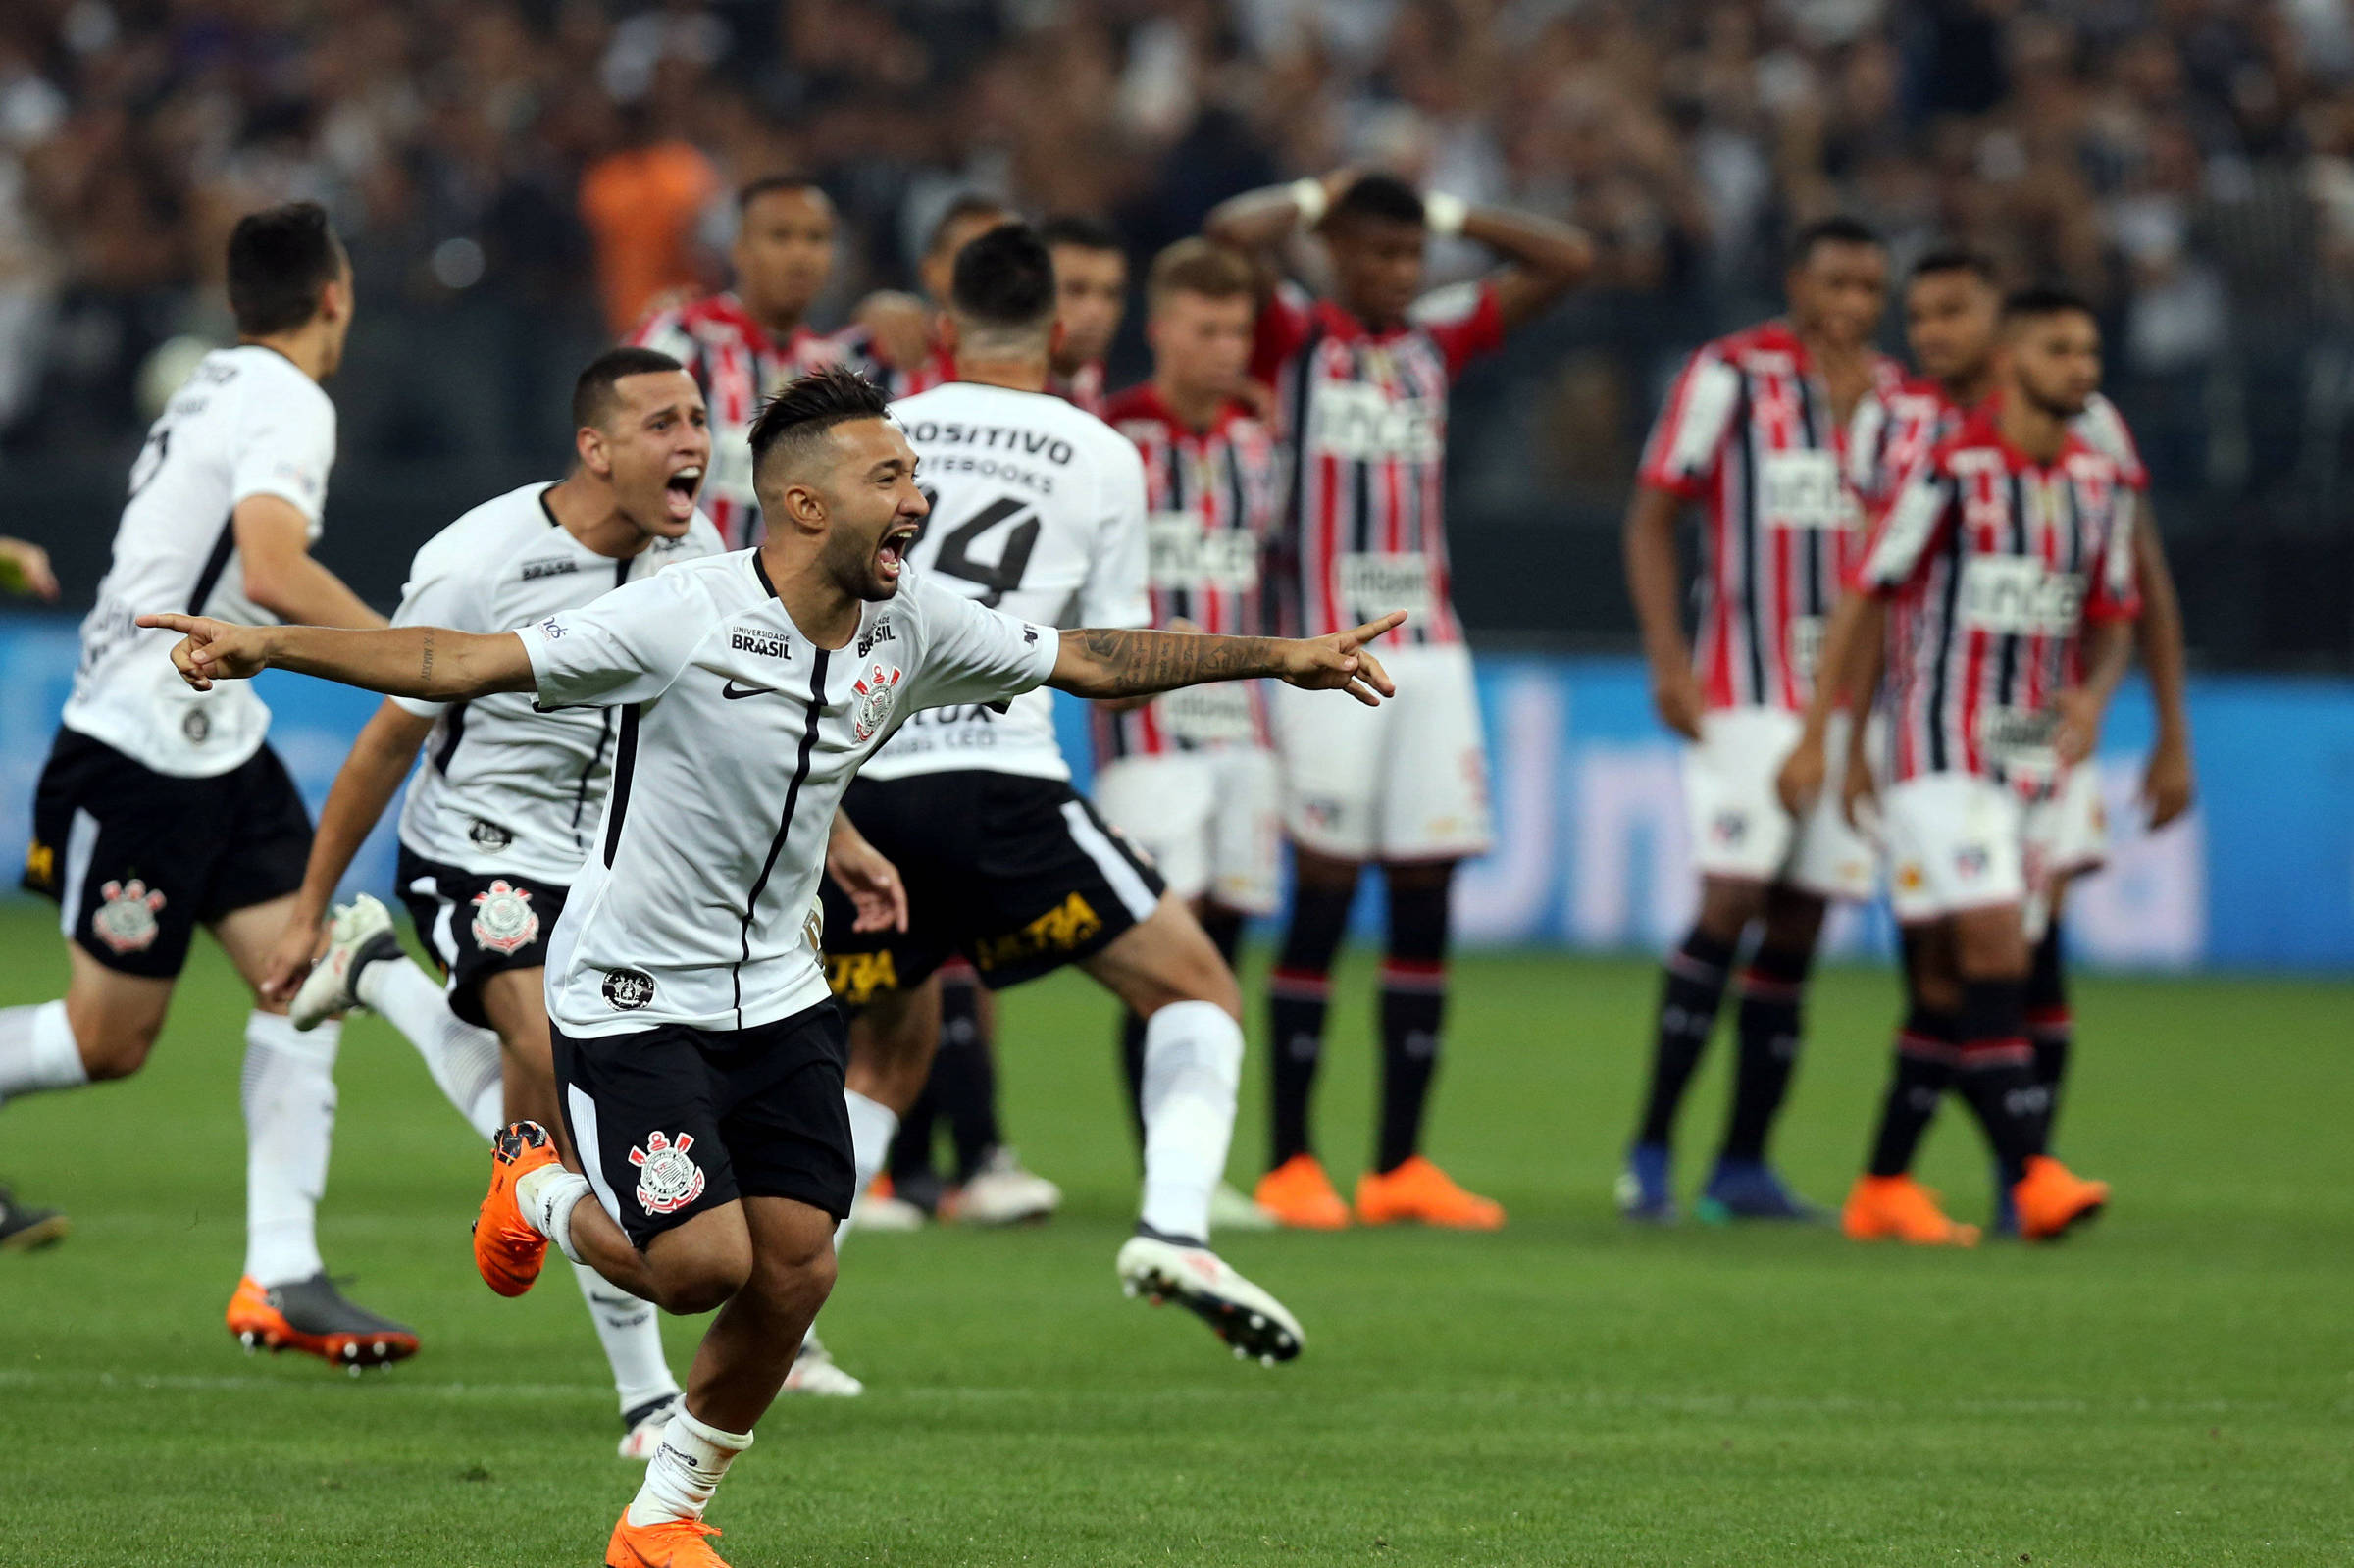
[{"xmin": 2, "ymin": 899, "xmax": 2348, "ymax": 1566}]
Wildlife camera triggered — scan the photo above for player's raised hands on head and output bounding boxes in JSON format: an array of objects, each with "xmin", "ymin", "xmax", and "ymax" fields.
[
  {"xmin": 136, "ymin": 612, "xmax": 271, "ymax": 689},
  {"xmin": 1281, "ymin": 610, "xmax": 1405, "ymax": 707}
]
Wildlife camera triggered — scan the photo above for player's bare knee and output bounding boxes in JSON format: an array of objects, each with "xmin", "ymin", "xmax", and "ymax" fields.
[
  {"xmin": 1696, "ymin": 878, "xmax": 1766, "ymax": 942},
  {"xmin": 1951, "ymin": 910, "xmax": 2029, "ymax": 982},
  {"xmin": 645, "ymin": 1228, "xmax": 754, "ymax": 1316},
  {"xmin": 64, "ymin": 1010, "xmax": 160, "ymax": 1081}
]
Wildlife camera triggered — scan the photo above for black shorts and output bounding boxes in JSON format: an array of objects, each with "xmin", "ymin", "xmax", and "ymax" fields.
[
  {"xmin": 820, "ymin": 771, "xmax": 1165, "ymax": 1005},
  {"xmin": 22, "ymin": 727, "xmax": 311, "ymax": 978},
  {"xmin": 396, "ymin": 845, "xmax": 570, "ymax": 1029},
  {"xmin": 553, "ymin": 1000, "xmax": 854, "ymax": 1248}
]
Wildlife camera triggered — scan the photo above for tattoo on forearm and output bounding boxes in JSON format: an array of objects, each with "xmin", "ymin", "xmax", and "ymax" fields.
[
  {"xmin": 1071, "ymin": 628, "xmax": 1283, "ymax": 696},
  {"xmin": 421, "ymin": 627, "xmax": 435, "ymax": 685}
]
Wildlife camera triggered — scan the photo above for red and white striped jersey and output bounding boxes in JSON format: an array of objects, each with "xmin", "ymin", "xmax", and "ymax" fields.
[
  {"xmin": 1849, "ymin": 384, "xmax": 2148, "ymax": 519},
  {"xmin": 1051, "ymin": 360, "xmax": 1109, "ymax": 418},
  {"xmin": 1091, "ymin": 383, "xmax": 1288, "ymax": 762},
  {"xmin": 626, "ymin": 293, "xmax": 878, "ymax": 548},
  {"xmin": 888, "ymin": 344, "xmax": 957, "ymax": 400},
  {"xmin": 1640, "ymin": 320, "xmax": 1907, "ymax": 712},
  {"xmin": 1250, "ymin": 279, "xmax": 1504, "ymax": 647},
  {"xmin": 1854, "ymin": 406, "xmax": 2141, "ymax": 795}
]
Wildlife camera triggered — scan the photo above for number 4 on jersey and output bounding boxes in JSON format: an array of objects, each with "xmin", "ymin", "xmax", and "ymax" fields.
[{"xmin": 930, "ymin": 494, "xmax": 1040, "ymax": 607}]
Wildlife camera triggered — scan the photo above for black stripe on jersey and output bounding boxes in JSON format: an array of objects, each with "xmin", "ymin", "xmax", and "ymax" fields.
[
  {"xmin": 1275, "ymin": 324, "xmax": 1326, "ymax": 637},
  {"xmin": 1349, "ymin": 344, "xmax": 1375, "ymax": 559},
  {"xmin": 1795, "ymin": 375, "xmax": 1826, "ymax": 619},
  {"xmin": 732, "ymin": 649, "xmax": 829, "ymax": 1029},
  {"xmin": 186, "ymin": 516, "xmax": 237, "ymax": 615},
  {"xmin": 1995, "ymin": 471, "xmax": 2025, "ymax": 709},
  {"xmin": 602, "ymin": 704, "xmax": 640, "ymax": 869},
  {"xmin": 432, "ymin": 702, "xmax": 468, "ymax": 774},
  {"xmin": 1732, "ymin": 378, "xmax": 1765, "ymax": 705},
  {"xmin": 1925, "ymin": 484, "xmax": 1964, "ymax": 774}
]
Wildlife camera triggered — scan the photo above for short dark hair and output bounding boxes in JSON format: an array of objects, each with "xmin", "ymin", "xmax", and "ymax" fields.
[
  {"xmin": 1038, "ymin": 214, "xmax": 1122, "ymax": 255},
  {"xmin": 746, "ymin": 365, "xmax": 892, "ymax": 481},
  {"xmin": 738, "ymin": 175, "xmax": 822, "ymax": 214},
  {"xmin": 926, "ymin": 193, "xmax": 1016, "ymax": 258},
  {"xmin": 1787, "ymin": 216, "xmax": 1883, "ymax": 269},
  {"xmin": 1328, "ymin": 174, "xmax": 1426, "ymax": 229},
  {"xmin": 950, "ymin": 222, "xmax": 1056, "ymax": 332},
  {"xmin": 1911, "ymin": 246, "xmax": 1999, "ymax": 287},
  {"xmin": 227, "ymin": 202, "xmax": 346, "ymax": 336},
  {"xmin": 573, "ymin": 346, "xmax": 687, "ymax": 431},
  {"xmin": 2002, "ymin": 285, "xmax": 2097, "ymax": 328}
]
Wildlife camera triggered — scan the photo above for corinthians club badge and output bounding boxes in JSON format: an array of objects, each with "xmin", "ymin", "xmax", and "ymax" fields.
[
  {"xmin": 91, "ymin": 879, "xmax": 166, "ymax": 954},
  {"xmin": 469, "ymin": 878, "xmax": 539, "ymax": 954},
  {"xmin": 629, "ymin": 1131, "xmax": 705, "ymax": 1215},
  {"xmin": 852, "ymin": 663, "xmax": 902, "ymax": 742}
]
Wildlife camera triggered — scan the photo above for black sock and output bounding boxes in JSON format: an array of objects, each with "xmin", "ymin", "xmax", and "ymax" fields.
[
  {"xmin": 1268, "ymin": 880, "xmax": 1354, "ymax": 1168},
  {"xmin": 1867, "ymin": 1008, "xmax": 1957, "ymax": 1177},
  {"xmin": 889, "ymin": 1080, "xmax": 939, "ymax": 1194},
  {"xmin": 1375, "ymin": 875, "xmax": 1452, "ymax": 1174},
  {"xmin": 2026, "ymin": 921, "xmax": 2072, "ymax": 1141},
  {"xmin": 1124, "ymin": 907, "xmax": 1244, "ymax": 1156},
  {"xmin": 1635, "ymin": 928, "xmax": 1737, "ymax": 1149},
  {"xmin": 1720, "ymin": 943, "xmax": 1811, "ymax": 1164},
  {"xmin": 1949, "ymin": 979, "xmax": 2043, "ymax": 1187},
  {"xmin": 931, "ymin": 967, "xmax": 1001, "ymax": 1183}
]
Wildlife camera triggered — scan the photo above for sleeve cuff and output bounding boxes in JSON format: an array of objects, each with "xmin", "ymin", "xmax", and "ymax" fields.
[
  {"xmin": 230, "ymin": 481, "xmax": 325, "ymax": 526},
  {"xmin": 388, "ymin": 694, "xmax": 446, "ymax": 719}
]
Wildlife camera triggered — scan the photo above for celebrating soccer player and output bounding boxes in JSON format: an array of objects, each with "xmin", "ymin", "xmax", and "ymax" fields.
[
  {"xmin": 1204, "ymin": 169, "xmax": 1592, "ymax": 1230},
  {"xmin": 1615, "ymin": 217, "xmax": 1900, "ymax": 1226},
  {"xmin": 140, "ymin": 363, "xmax": 1404, "ymax": 1567},
  {"xmin": 0, "ymin": 203, "xmax": 420, "ymax": 1360},
  {"xmin": 1842, "ymin": 249, "xmax": 2196, "ymax": 1231},
  {"xmin": 1785, "ymin": 289, "xmax": 2126, "ymax": 1246}
]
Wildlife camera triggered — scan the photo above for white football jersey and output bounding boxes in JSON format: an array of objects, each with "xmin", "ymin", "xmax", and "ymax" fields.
[
  {"xmin": 857, "ymin": 381, "xmax": 1150, "ymax": 782},
  {"xmin": 518, "ymin": 552, "xmax": 1059, "ymax": 1039},
  {"xmin": 391, "ymin": 482, "xmax": 724, "ymax": 884},
  {"xmin": 62, "ymin": 345, "xmax": 335, "ymax": 777}
]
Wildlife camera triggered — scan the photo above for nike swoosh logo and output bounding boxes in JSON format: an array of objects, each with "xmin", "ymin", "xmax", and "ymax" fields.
[{"xmin": 721, "ymin": 682, "xmax": 777, "ymax": 700}]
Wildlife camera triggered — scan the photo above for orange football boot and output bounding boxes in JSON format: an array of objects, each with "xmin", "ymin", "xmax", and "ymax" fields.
[
  {"xmin": 225, "ymin": 1273, "xmax": 420, "ymax": 1369},
  {"xmin": 475, "ymin": 1121, "xmax": 561, "ymax": 1297},
  {"xmin": 1354, "ymin": 1155, "xmax": 1506, "ymax": 1230},
  {"xmin": 1253, "ymin": 1154, "xmax": 1352, "ymax": 1230},
  {"xmin": 606, "ymin": 1514, "xmax": 730, "ymax": 1568},
  {"xmin": 2012, "ymin": 1155, "xmax": 2109, "ymax": 1241},
  {"xmin": 1841, "ymin": 1175, "xmax": 1980, "ymax": 1245}
]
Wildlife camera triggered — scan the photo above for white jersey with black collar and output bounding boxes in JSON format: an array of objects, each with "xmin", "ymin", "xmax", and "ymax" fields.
[
  {"xmin": 517, "ymin": 552, "xmax": 1060, "ymax": 1038},
  {"xmin": 62, "ymin": 344, "xmax": 335, "ymax": 777},
  {"xmin": 857, "ymin": 380, "xmax": 1151, "ymax": 783},
  {"xmin": 391, "ymin": 482, "xmax": 724, "ymax": 885}
]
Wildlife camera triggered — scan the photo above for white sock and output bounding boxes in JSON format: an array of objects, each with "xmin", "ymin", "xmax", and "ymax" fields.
[
  {"xmin": 516, "ymin": 1162, "xmax": 591, "ymax": 1265},
  {"xmin": 355, "ymin": 956, "xmax": 504, "ymax": 1140},
  {"xmin": 241, "ymin": 1011, "xmax": 340, "ymax": 1286},
  {"xmin": 836, "ymin": 1088, "xmax": 899, "ymax": 1255},
  {"xmin": 1138, "ymin": 1000, "xmax": 1245, "ymax": 1245},
  {"xmin": 0, "ymin": 1000, "xmax": 89, "ymax": 1105},
  {"xmin": 574, "ymin": 1262, "xmax": 679, "ymax": 1415},
  {"xmin": 627, "ymin": 1405, "xmax": 752, "ymax": 1527}
]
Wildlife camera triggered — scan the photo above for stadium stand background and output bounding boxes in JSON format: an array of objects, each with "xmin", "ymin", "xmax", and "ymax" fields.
[{"xmin": 3, "ymin": 0, "xmax": 2352, "ymax": 668}]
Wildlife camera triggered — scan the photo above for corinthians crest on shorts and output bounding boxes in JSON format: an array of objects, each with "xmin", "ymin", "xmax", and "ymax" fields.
[
  {"xmin": 469, "ymin": 878, "xmax": 539, "ymax": 954},
  {"xmin": 629, "ymin": 1130, "xmax": 705, "ymax": 1215},
  {"xmin": 92, "ymin": 879, "xmax": 167, "ymax": 954}
]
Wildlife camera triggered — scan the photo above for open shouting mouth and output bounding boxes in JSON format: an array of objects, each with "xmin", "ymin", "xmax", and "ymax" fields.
[
  {"xmin": 664, "ymin": 465, "xmax": 704, "ymax": 521},
  {"xmin": 876, "ymin": 521, "xmax": 921, "ymax": 582}
]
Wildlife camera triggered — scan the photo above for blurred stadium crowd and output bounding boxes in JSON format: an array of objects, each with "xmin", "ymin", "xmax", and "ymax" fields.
[{"xmin": 3, "ymin": 0, "xmax": 2351, "ymax": 664}]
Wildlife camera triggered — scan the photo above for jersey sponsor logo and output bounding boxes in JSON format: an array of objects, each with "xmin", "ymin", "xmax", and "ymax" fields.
[
  {"xmin": 856, "ymin": 618, "xmax": 896, "ymax": 657},
  {"xmin": 825, "ymin": 948, "xmax": 899, "ymax": 1006},
  {"xmin": 1147, "ymin": 515, "xmax": 1260, "ymax": 592},
  {"xmin": 1959, "ymin": 558, "xmax": 2084, "ymax": 636},
  {"xmin": 1157, "ymin": 684, "xmax": 1257, "ymax": 746},
  {"xmin": 902, "ymin": 421, "xmax": 1075, "ymax": 466},
  {"xmin": 181, "ymin": 709, "xmax": 210, "ymax": 745},
  {"xmin": 601, "ymin": 967, "xmax": 655, "ymax": 1010},
  {"xmin": 852, "ymin": 664, "xmax": 902, "ymax": 741},
  {"xmin": 627, "ymin": 1130, "xmax": 705, "ymax": 1215},
  {"xmin": 731, "ymin": 627, "xmax": 790, "ymax": 659},
  {"xmin": 971, "ymin": 890, "xmax": 1102, "ymax": 973},
  {"xmin": 24, "ymin": 837, "xmax": 54, "ymax": 891},
  {"xmin": 91, "ymin": 879, "xmax": 166, "ymax": 955},
  {"xmin": 1308, "ymin": 381, "xmax": 1441, "ymax": 462},
  {"xmin": 469, "ymin": 879, "xmax": 540, "ymax": 955},
  {"xmin": 1759, "ymin": 451, "xmax": 1844, "ymax": 530},
  {"xmin": 468, "ymin": 818, "xmax": 513, "ymax": 852},
  {"xmin": 520, "ymin": 557, "xmax": 580, "ymax": 582},
  {"xmin": 722, "ymin": 681, "xmax": 777, "ymax": 701},
  {"xmin": 1337, "ymin": 553, "xmax": 1435, "ymax": 625}
]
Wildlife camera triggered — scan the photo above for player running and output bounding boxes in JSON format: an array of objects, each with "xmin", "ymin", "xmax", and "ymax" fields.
[
  {"xmin": 816, "ymin": 222, "xmax": 1305, "ymax": 1347},
  {"xmin": 1841, "ymin": 249, "xmax": 2197, "ymax": 1232},
  {"xmin": 1094, "ymin": 237, "xmax": 1287, "ymax": 1227},
  {"xmin": 626, "ymin": 177, "xmax": 880, "ymax": 549},
  {"xmin": 249, "ymin": 347, "xmax": 741, "ymax": 1452},
  {"xmin": 1206, "ymin": 169, "xmax": 1592, "ymax": 1229},
  {"xmin": 0, "ymin": 202, "xmax": 418, "ymax": 1362},
  {"xmin": 1614, "ymin": 217, "xmax": 1898, "ymax": 1225},
  {"xmin": 1784, "ymin": 288, "xmax": 2126, "ymax": 1246},
  {"xmin": 143, "ymin": 363, "xmax": 1403, "ymax": 1568}
]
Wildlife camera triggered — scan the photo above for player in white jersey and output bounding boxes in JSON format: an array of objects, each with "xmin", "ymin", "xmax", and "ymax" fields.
[
  {"xmin": 0, "ymin": 203, "xmax": 420, "ymax": 1362},
  {"xmin": 140, "ymin": 364, "xmax": 1403, "ymax": 1568},
  {"xmin": 244, "ymin": 349, "xmax": 726, "ymax": 1453},
  {"xmin": 814, "ymin": 225, "xmax": 1307, "ymax": 1341}
]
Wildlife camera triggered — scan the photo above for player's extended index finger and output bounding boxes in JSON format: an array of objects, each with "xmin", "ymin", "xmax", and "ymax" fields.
[
  {"xmin": 135, "ymin": 613, "xmax": 199, "ymax": 633},
  {"xmin": 1349, "ymin": 610, "xmax": 1408, "ymax": 645}
]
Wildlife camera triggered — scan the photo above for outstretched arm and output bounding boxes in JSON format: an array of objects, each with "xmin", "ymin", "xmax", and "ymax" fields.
[
  {"xmin": 136, "ymin": 614, "xmax": 536, "ymax": 703},
  {"xmin": 1051, "ymin": 612, "xmax": 1406, "ymax": 707}
]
